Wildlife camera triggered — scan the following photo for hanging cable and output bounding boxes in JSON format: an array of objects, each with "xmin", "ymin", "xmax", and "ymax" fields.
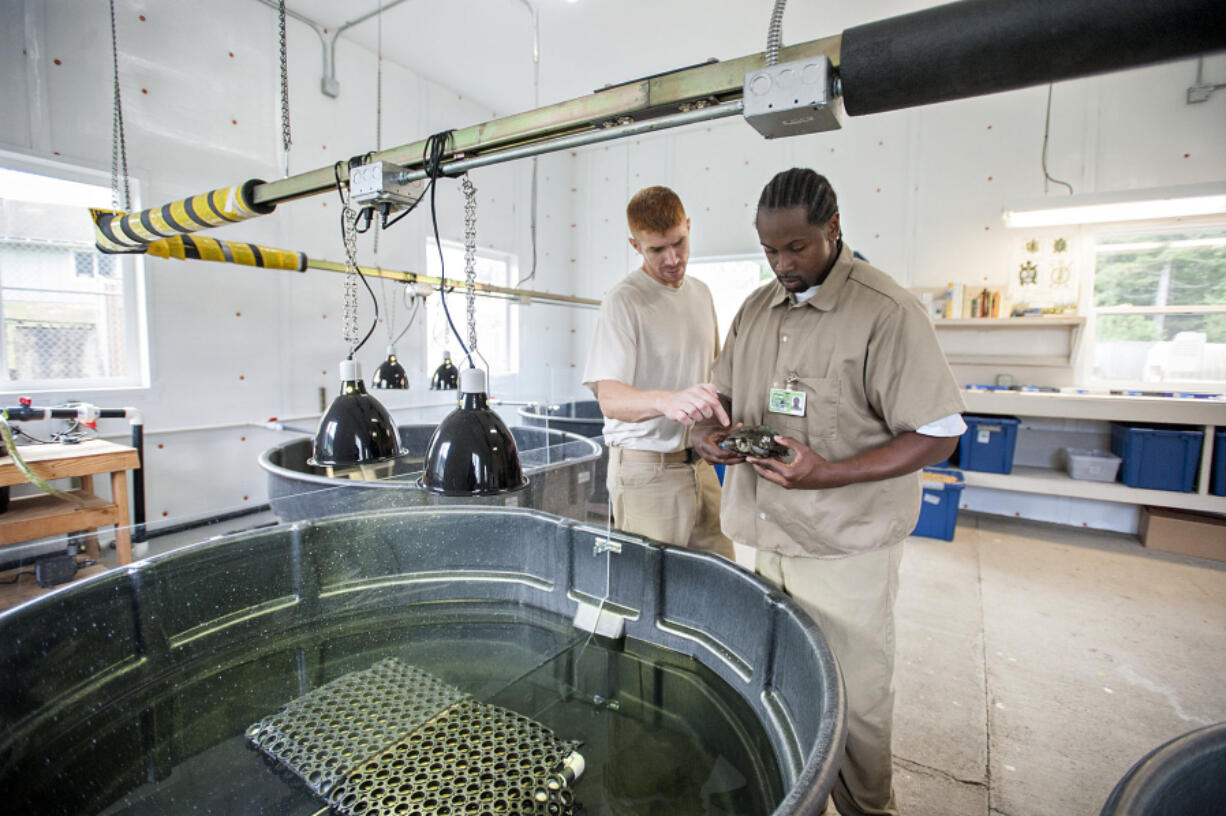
[
  {"xmin": 334, "ymin": 163, "xmax": 379, "ymax": 358},
  {"xmin": 108, "ymin": 0, "xmax": 131, "ymax": 210},
  {"xmin": 372, "ymin": 0, "xmax": 383, "ymax": 254},
  {"xmin": 373, "ymin": 0, "xmax": 394, "ymax": 329},
  {"xmin": 389, "ymin": 287, "xmax": 422, "ymax": 347},
  {"xmin": 513, "ymin": 161, "xmax": 539, "ymax": 286},
  {"xmin": 278, "ymin": 0, "xmax": 292, "ymax": 177},
  {"xmin": 515, "ymin": 0, "xmax": 540, "ymax": 287},
  {"xmin": 765, "ymin": 0, "xmax": 788, "ymax": 67},
  {"xmin": 423, "ymin": 130, "xmax": 472, "ymax": 366},
  {"xmin": 1041, "ymin": 83, "xmax": 1075, "ymax": 196}
]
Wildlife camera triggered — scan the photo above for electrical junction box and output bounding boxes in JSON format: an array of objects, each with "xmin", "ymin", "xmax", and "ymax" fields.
[
  {"xmin": 743, "ymin": 55, "xmax": 842, "ymax": 139},
  {"xmin": 349, "ymin": 161, "xmax": 425, "ymax": 211}
]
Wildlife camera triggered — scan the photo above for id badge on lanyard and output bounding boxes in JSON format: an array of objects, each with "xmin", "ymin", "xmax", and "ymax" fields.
[{"xmin": 768, "ymin": 374, "xmax": 806, "ymax": 417}]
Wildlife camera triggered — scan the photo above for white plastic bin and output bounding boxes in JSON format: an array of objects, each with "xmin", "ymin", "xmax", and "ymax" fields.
[{"xmin": 1063, "ymin": 448, "xmax": 1122, "ymax": 483}]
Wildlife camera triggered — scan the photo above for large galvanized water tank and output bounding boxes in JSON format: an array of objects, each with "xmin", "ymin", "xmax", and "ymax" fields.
[
  {"xmin": 518, "ymin": 400, "xmax": 609, "ymax": 508},
  {"xmin": 259, "ymin": 424, "xmax": 601, "ymax": 522},
  {"xmin": 0, "ymin": 508, "xmax": 844, "ymax": 815}
]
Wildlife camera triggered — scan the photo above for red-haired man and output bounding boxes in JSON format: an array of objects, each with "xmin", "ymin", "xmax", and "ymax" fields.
[{"xmin": 581, "ymin": 186, "xmax": 734, "ymax": 558}]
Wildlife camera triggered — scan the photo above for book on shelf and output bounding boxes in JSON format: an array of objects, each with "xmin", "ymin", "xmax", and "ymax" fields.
[{"xmin": 943, "ymin": 283, "xmax": 1005, "ymax": 318}]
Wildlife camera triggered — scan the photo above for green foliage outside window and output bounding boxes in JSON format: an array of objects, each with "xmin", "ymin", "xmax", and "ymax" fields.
[{"xmin": 1094, "ymin": 231, "xmax": 1226, "ymax": 343}]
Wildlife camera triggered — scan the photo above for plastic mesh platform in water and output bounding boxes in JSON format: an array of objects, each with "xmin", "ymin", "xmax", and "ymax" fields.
[{"xmin": 247, "ymin": 658, "xmax": 581, "ymax": 816}]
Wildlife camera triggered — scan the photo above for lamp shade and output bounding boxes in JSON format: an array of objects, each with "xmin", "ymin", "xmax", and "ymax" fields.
[
  {"xmin": 309, "ymin": 359, "xmax": 407, "ymax": 467},
  {"xmin": 430, "ymin": 351, "xmax": 459, "ymax": 390},
  {"xmin": 419, "ymin": 368, "xmax": 528, "ymax": 496},
  {"xmin": 372, "ymin": 346, "xmax": 409, "ymax": 390}
]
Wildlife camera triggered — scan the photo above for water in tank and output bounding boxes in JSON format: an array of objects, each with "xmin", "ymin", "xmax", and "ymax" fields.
[{"xmin": 0, "ymin": 508, "xmax": 843, "ymax": 815}]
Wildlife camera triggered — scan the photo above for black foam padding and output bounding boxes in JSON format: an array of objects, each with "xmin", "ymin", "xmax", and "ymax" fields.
[{"xmin": 840, "ymin": 0, "xmax": 1226, "ymax": 116}]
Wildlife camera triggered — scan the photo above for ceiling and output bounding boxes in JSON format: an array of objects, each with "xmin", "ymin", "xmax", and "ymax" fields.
[{"xmin": 276, "ymin": 0, "xmax": 927, "ymax": 116}]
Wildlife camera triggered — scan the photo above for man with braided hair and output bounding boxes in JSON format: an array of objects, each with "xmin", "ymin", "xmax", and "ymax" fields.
[
  {"xmin": 694, "ymin": 168, "xmax": 966, "ymax": 816},
  {"xmin": 582, "ymin": 186, "xmax": 734, "ymax": 559}
]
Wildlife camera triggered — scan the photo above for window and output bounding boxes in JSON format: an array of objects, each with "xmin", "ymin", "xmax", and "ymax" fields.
[
  {"xmin": 0, "ymin": 164, "xmax": 147, "ymax": 390},
  {"xmin": 685, "ymin": 256, "xmax": 773, "ymax": 342},
  {"xmin": 425, "ymin": 240, "xmax": 519, "ymax": 377},
  {"xmin": 1092, "ymin": 226, "xmax": 1226, "ymax": 387}
]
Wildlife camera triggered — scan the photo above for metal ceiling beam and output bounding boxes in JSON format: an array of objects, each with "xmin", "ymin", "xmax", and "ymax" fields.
[{"xmin": 251, "ymin": 35, "xmax": 841, "ymax": 206}]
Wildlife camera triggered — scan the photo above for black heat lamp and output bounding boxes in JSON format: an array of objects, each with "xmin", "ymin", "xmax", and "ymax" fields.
[
  {"xmin": 431, "ymin": 351, "xmax": 459, "ymax": 390},
  {"xmin": 309, "ymin": 359, "xmax": 406, "ymax": 472},
  {"xmin": 419, "ymin": 367, "xmax": 527, "ymax": 496},
  {"xmin": 372, "ymin": 346, "xmax": 409, "ymax": 389}
]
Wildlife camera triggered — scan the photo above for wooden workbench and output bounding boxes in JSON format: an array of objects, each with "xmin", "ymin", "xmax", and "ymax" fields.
[{"xmin": 0, "ymin": 439, "xmax": 141, "ymax": 564}]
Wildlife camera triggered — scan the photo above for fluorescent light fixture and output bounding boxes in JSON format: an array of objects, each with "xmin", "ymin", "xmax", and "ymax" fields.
[{"xmin": 1003, "ymin": 183, "xmax": 1226, "ymax": 228}]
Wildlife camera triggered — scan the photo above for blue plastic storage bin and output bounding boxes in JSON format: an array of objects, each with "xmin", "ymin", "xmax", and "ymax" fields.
[
  {"xmin": 911, "ymin": 467, "xmax": 964, "ymax": 541},
  {"xmin": 1211, "ymin": 429, "xmax": 1225, "ymax": 497},
  {"xmin": 1110, "ymin": 423, "xmax": 1203, "ymax": 492},
  {"xmin": 956, "ymin": 415, "xmax": 1021, "ymax": 474}
]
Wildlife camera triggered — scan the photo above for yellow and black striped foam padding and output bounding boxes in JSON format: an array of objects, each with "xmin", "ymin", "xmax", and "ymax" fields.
[
  {"xmin": 91, "ymin": 178, "xmax": 275, "ymax": 254},
  {"xmin": 146, "ymin": 235, "xmax": 307, "ymax": 272}
]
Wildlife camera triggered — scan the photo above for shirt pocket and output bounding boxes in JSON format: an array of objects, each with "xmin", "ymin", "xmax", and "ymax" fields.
[{"xmin": 773, "ymin": 376, "xmax": 839, "ymax": 443}]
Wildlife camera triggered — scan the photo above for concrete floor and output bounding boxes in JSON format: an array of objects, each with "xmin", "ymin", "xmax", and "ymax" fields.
[
  {"xmin": 93, "ymin": 508, "xmax": 1226, "ymax": 814},
  {"xmin": 887, "ymin": 513, "xmax": 1226, "ymax": 816}
]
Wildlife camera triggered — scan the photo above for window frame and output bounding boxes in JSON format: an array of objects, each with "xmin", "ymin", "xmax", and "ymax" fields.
[
  {"xmin": 0, "ymin": 152, "xmax": 150, "ymax": 393},
  {"xmin": 684, "ymin": 252, "xmax": 773, "ymax": 343},
  {"xmin": 424, "ymin": 237, "xmax": 520, "ymax": 378},
  {"xmin": 1085, "ymin": 215, "xmax": 1226, "ymax": 392}
]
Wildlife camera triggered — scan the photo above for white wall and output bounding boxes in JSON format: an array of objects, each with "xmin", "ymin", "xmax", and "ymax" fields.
[
  {"xmin": 567, "ymin": 55, "xmax": 1226, "ymax": 361},
  {"xmin": 2, "ymin": 0, "xmax": 1223, "ymax": 533},
  {"xmin": 1, "ymin": 0, "xmax": 585, "ymax": 526},
  {"xmin": 562, "ymin": 42, "xmax": 1225, "ymax": 533}
]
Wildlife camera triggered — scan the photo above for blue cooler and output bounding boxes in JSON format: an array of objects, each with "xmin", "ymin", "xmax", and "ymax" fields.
[
  {"xmin": 1110, "ymin": 423, "xmax": 1203, "ymax": 492},
  {"xmin": 912, "ymin": 467, "xmax": 964, "ymax": 541},
  {"xmin": 956, "ymin": 415, "xmax": 1021, "ymax": 474}
]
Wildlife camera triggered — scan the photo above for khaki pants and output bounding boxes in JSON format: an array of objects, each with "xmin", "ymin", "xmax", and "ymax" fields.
[
  {"xmin": 607, "ymin": 447, "xmax": 734, "ymax": 559},
  {"xmin": 757, "ymin": 545, "xmax": 904, "ymax": 816}
]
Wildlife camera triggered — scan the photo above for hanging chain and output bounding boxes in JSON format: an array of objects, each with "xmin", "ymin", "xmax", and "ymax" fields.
[
  {"xmin": 341, "ymin": 186, "xmax": 361, "ymax": 353},
  {"xmin": 109, "ymin": 0, "xmax": 131, "ymax": 210},
  {"xmin": 462, "ymin": 176, "xmax": 478, "ymax": 355},
  {"xmin": 278, "ymin": 0, "xmax": 292, "ymax": 175}
]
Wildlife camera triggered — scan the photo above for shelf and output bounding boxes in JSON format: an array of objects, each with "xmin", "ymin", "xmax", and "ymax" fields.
[
  {"xmin": 961, "ymin": 466, "xmax": 1226, "ymax": 514},
  {"xmin": 947, "ymin": 355, "xmax": 1071, "ymax": 367},
  {"xmin": 933, "ymin": 317, "xmax": 1085, "ymax": 367},
  {"xmin": 0, "ymin": 490, "xmax": 119, "ymax": 546},
  {"xmin": 934, "ymin": 317, "xmax": 1085, "ymax": 328}
]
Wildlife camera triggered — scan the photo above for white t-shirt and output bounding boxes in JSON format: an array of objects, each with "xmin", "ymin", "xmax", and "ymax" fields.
[{"xmin": 582, "ymin": 269, "xmax": 720, "ymax": 452}]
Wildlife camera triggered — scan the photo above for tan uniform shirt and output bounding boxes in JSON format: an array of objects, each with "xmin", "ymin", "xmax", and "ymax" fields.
[
  {"xmin": 582, "ymin": 269, "xmax": 721, "ymax": 452},
  {"xmin": 712, "ymin": 244, "xmax": 965, "ymax": 557}
]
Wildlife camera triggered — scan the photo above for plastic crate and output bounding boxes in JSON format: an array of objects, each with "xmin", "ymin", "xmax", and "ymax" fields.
[
  {"xmin": 1062, "ymin": 448, "xmax": 1122, "ymax": 483},
  {"xmin": 1109, "ymin": 423, "xmax": 1203, "ymax": 492},
  {"xmin": 911, "ymin": 467, "xmax": 964, "ymax": 541},
  {"xmin": 1212, "ymin": 429, "xmax": 1225, "ymax": 497},
  {"xmin": 955, "ymin": 415, "xmax": 1021, "ymax": 474}
]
